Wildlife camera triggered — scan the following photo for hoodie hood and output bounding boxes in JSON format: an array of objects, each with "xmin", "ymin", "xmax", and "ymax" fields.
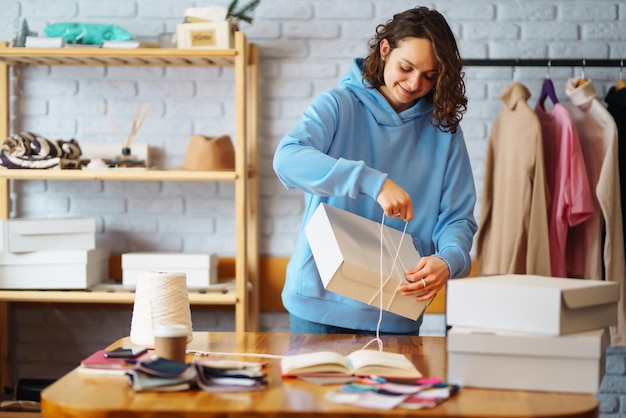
[{"xmin": 338, "ymin": 58, "xmax": 434, "ymax": 127}]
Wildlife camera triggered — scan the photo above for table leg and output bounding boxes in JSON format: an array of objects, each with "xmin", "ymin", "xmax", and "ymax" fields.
[{"xmin": 0, "ymin": 301, "xmax": 9, "ymax": 394}]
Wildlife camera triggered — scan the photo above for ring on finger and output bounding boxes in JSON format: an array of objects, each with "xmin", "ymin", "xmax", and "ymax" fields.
[{"xmin": 421, "ymin": 278, "xmax": 426, "ymax": 288}]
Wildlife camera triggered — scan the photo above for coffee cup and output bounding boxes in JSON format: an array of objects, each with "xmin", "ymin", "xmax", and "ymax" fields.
[{"xmin": 153, "ymin": 324, "xmax": 188, "ymax": 363}]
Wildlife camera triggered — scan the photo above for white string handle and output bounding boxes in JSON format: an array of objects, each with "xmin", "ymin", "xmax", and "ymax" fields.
[{"xmin": 361, "ymin": 214, "xmax": 409, "ymax": 352}]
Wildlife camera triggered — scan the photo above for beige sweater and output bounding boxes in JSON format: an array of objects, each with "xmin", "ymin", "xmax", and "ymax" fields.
[
  {"xmin": 476, "ymin": 82, "xmax": 552, "ymax": 277},
  {"xmin": 565, "ymin": 78, "xmax": 626, "ymax": 346}
]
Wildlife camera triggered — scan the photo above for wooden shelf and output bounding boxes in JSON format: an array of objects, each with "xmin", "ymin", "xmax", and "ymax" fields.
[
  {"xmin": 0, "ymin": 47, "xmax": 238, "ymax": 67},
  {"xmin": 0, "ymin": 289, "xmax": 237, "ymax": 305},
  {"xmin": 0, "ymin": 168, "xmax": 239, "ymax": 181},
  {"xmin": 0, "ymin": 31, "xmax": 260, "ymax": 392}
]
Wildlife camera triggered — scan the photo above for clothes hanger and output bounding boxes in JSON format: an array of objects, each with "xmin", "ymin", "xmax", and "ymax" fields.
[
  {"xmin": 616, "ymin": 59, "xmax": 626, "ymax": 91},
  {"xmin": 574, "ymin": 59, "xmax": 587, "ymax": 87},
  {"xmin": 539, "ymin": 60, "xmax": 559, "ymax": 106}
]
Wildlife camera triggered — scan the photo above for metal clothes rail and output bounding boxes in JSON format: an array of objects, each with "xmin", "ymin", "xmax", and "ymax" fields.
[{"xmin": 463, "ymin": 58, "xmax": 623, "ymax": 67}]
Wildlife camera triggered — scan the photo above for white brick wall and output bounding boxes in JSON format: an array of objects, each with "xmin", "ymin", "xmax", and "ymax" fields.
[{"xmin": 3, "ymin": 0, "xmax": 625, "ymax": 386}]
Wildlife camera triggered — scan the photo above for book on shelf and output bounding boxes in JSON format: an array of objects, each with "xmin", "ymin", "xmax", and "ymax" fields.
[
  {"xmin": 25, "ymin": 36, "xmax": 66, "ymax": 48},
  {"xmin": 280, "ymin": 350, "xmax": 422, "ymax": 379}
]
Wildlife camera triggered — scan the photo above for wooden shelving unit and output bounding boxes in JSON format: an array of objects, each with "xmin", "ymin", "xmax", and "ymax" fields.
[{"xmin": 0, "ymin": 31, "xmax": 259, "ymax": 390}]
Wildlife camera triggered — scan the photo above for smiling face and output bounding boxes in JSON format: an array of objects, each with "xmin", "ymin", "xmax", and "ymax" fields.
[{"xmin": 378, "ymin": 37, "xmax": 438, "ymax": 113}]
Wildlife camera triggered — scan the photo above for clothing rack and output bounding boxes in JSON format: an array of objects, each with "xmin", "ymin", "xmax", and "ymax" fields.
[{"xmin": 463, "ymin": 58, "xmax": 623, "ymax": 68}]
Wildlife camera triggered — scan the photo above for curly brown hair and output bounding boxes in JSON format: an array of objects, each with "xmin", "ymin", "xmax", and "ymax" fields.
[{"xmin": 362, "ymin": 7, "xmax": 467, "ymax": 133}]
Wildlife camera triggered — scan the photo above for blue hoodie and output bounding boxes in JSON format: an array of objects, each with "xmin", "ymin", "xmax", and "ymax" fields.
[{"xmin": 273, "ymin": 58, "xmax": 477, "ymax": 333}]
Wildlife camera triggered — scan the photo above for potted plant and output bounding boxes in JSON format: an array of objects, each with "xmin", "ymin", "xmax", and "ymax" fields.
[{"xmin": 227, "ymin": 0, "xmax": 261, "ymax": 30}]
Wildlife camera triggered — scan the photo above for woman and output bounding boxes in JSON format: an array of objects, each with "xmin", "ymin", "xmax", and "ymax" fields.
[{"xmin": 273, "ymin": 6, "xmax": 477, "ymax": 334}]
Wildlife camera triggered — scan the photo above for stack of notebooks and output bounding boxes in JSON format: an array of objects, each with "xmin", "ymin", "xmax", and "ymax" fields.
[
  {"xmin": 78, "ymin": 349, "xmax": 268, "ymax": 392},
  {"xmin": 445, "ymin": 274, "xmax": 618, "ymax": 394},
  {"xmin": 79, "ymin": 349, "xmax": 152, "ymax": 375}
]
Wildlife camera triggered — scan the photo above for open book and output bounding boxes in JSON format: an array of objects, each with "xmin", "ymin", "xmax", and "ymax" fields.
[{"xmin": 280, "ymin": 350, "xmax": 422, "ymax": 379}]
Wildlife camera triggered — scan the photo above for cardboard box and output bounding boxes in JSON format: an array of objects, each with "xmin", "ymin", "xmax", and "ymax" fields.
[
  {"xmin": 0, "ymin": 248, "xmax": 109, "ymax": 289},
  {"xmin": 122, "ymin": 253, "xmax": 218, "ymax": 288},
  {"xmin": 0, "ymin": 218, "xmax": 96, "ymax": 253},
  {"xmin": 447, "ymin": 326, "xmax": 608, "ymax": 394},
  {"xmin": 446, "ymin": 274, "xmax": 619, "ymax": 335},
  {"xmin": 305, "ymin": 203, "xmax": 430, "ymax": 320},
  {"xmin": 176, "ymin": 21, "xmax": 233, "ymax": 49}
]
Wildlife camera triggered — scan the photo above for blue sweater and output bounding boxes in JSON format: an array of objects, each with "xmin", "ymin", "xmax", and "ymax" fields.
[{"xmin": 273, "ymin": 59, "xmax": 477, "ymax": 333}]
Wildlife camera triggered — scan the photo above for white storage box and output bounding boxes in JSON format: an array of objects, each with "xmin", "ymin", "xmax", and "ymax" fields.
[
  {"xmin": 176, "ymin": 21, "xmax": 233, "ymax": 49},
  {"xmin": 0, "ymin": 218, "xmax": 96, "ymax": 253},
  {"xmin": 305, "ymin": 203, "xmax": 430, "ymax": 320},
  {"xmin": 447, "ymin": 274, "xmax": 619, "ymax": 335},
  {"xmin": 122, "ymin": 253, "xmax": 218, "ymax": 288},
  {"xmin": 0, "ymin": 247, "xmax": 109, "ymax": 289},
  {"xmin": 447, "ymin": 326, "xmax": 608, "ymax": 394}
]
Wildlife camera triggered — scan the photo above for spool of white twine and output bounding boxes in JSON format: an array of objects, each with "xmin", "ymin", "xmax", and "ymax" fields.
[{"xmin": 129, "ymin": 271, "xmax": 193, "ymax": 347}]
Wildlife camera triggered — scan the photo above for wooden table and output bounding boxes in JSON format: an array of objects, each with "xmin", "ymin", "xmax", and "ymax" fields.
[{"xmin": 41, "ymin": 332, "xmax": 598, "ymax": 418}]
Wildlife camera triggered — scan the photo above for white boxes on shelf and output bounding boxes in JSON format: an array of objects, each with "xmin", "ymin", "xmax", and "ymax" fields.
[
  {"xmin": 447, "ymin": 327, "xmax": 608, "ymax": 394},
  {"xmin": 122, "ymin": 253, "xmax": 219, "ymax": 288},
  {"xmin": 446, "ymin": 274, "xmax": 619, "ymax": 335},
  {"xmin": 0, "ymin": 218, "xmax": 96, "ymax": 253},
  {"xmin": 305, "ymin": 203, "xmax": 429, "ymax": 320},
  {"xmin": 0, "ymin": 248, "xmax": 109, "ymax": 289}
]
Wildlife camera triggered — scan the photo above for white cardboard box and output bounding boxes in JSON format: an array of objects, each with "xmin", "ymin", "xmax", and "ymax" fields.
[
  {"xmin": 305, "ymin": 203, "xmax": 430, "ymax": 320},
  {"xmin": 176, "ymin": 21, "xmax": 233, "ymax": 49},
  {"xmin": 0, "ymin": 247, "xmax": 109, "ymax": 289},
  {"xmin": 447, "ymin": 326, "xmax": 608, "ymax": 394},
  {"xmin": 122, "ymin": 253, "xmax": 218, "ymax": 288},
  {"xmin": 0, "ymin": 218, "xmax": 96, "ymax": 253},
  {"xmin": 446, "ymin": 274, "xmax": 619, "ymax": 335}
]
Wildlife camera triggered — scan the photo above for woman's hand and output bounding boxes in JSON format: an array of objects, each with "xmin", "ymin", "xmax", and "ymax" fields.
[
  {"xmin": 376, "ymin": 178, "xmax": 414, "ymax": 221},
  {"xmin": 399, "ymin": 256, "xmax": 450, "ymax": 301}
]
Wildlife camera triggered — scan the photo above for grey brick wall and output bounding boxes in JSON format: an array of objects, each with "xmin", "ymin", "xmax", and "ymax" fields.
[
  {"xmin": 599, "ymin": 347, "xmax": 626, "ymax": 417},
  {"xmin": 2, "ymin": 2, "xmax": 625, "ymax": 412}
]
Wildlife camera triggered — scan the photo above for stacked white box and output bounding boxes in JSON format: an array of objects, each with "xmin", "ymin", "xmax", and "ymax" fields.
[
  {"xmin": 446, "ymin": 274, "xmax": 618, "ymax": 393},
  {"xmin": 0, "ymin": 218, "xmax": 96, "ymax": 252},
  {"xmin": 0, "ymin": 247, "xmax": 109, "ymax": 289},
  {"xmin": 122, "ymin": 253, "xmax": 219, "ymax": 288},
  {"xmin": 0, "ymin": 217, "xmax": 108, "ymax": 290}
]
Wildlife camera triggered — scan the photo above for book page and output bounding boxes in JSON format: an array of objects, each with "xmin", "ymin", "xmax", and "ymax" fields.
[
  {"xmin": 346, "ymin": 350, "xmax": 422, "ymax": 378},
  {"xmin": 280, "ymin": 351, "xmax": 350, "ymax": 375}
]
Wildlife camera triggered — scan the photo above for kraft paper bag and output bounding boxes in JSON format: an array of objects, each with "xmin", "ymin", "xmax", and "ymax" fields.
[{"xmin": 305, "ymin": 203, "xmax": 431, "ymax": 320}]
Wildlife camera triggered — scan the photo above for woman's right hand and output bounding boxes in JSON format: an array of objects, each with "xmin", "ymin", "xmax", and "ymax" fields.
[{"xmin": 376, "ymin": 178, "xmax": 414, "ymax": 221}]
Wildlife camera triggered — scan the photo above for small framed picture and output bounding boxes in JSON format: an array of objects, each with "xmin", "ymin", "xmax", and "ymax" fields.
[{"xmin": 176, "ymin": 21, "xmax": 234, "ymax": 49}]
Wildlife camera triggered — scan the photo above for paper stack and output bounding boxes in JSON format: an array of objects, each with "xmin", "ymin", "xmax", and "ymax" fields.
[{"xmin": 25, "ymin": 36, "xmax": 65, "ymax": 48}]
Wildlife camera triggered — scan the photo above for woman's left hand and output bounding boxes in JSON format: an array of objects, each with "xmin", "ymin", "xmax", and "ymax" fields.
[{"xmin": 399, "ymin": 256, "xmax": 450, "ymax": 301}]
